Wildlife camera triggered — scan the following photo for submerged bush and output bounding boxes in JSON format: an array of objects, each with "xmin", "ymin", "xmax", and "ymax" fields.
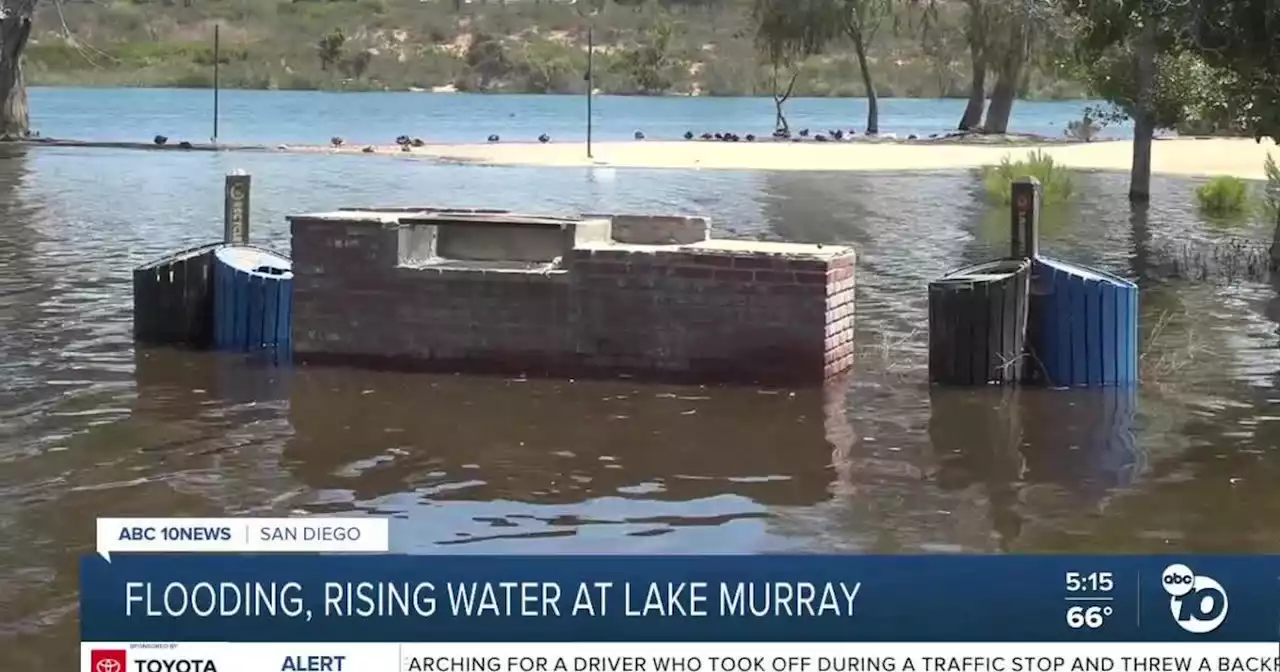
[
  {"xmin": 980, "ymin": 150, "xmax": 1075, "ymax": 205},
  {"xmin": 1063, "ymin": 112, "xmax": 1104, "ymax": 142},
  {"xmin": 1195, "ymin": 176, "xmax": 1249, "ymax": 218}
]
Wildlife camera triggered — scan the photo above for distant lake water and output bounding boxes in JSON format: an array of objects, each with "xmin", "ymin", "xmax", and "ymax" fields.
[{"xmin": 29, "ymin": 87, "xmax": 1124, "ymax": 145}]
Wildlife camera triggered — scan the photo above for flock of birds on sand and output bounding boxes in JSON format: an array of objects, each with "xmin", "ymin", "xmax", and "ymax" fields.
[
  {"xmin": 152, "ymin": 135, "xmax": 194, "ymax": 149},
  {"xmin": 153, "ymin": 126, "xmax": 938, "ymax": 152},
  {"xmin": 319, "ymin": 127, "xmax": 938, "ymax": 152}
]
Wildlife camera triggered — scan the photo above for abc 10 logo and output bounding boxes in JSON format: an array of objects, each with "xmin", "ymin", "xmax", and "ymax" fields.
[{"xmin": 1161, "ymin": 564, "xmax": 1228, "ymax": 634}]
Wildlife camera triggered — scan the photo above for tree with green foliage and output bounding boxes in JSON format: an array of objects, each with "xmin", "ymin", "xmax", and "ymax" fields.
[
  {"xmin": 838, "ymin": 0, "xmax": 892, "ymax": 134},
  {"xmin": 1175, "ymin": 0, "xmax": 1280, "ymax": 142},
  {"xmin": 316, "ymin": 29, "xmax": 345, "ymax": 72},
  {"xmin": 749, "ymin": 0, "xmax": 889, "ymax": 134},
  {"xmin": 912, "ymin": 0, "xmax": 1056, "ymax": 133},
  {"xmin": 978, "ymin": 0, "xmax": 1045, "ymax": 134},
  {"xmin": 957, "ymin": 0, "xmax": 990, "ymax": 130},
  {"xmin": 1064, "ymin": 0, "xmax": 1279, "ymax": 202},
  {"xmin": 751, "ymin": 0, "xmax": 839, "ymax": 132},
  {"xmin": 465, "ymin": 31, "xmax": 512, "ymax": 91},
  {"xmin": 611, "ymin": 19, "xmax": 675, "ymax": 94}
]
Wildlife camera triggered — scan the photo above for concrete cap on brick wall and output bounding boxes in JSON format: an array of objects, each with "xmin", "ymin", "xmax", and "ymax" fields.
[
  {"xmin": 581, "ymin": 213, "xmax": 711, "ymax": 246},
  {"xmin": 401, "ymin": 212, "xmax": 583, "ymax": 229},
  {"xmin": 287, "ymin": 210, "xmax": 407, "ymax": 225},
  {"xmin": 337, "ymin": 206, "xmax": 512, "ymax": 215}
]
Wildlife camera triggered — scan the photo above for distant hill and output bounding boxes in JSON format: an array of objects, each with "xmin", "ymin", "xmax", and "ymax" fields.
[{"xmin": 25, "ymin": 0, "xmax": 1089, "ymax": 98}]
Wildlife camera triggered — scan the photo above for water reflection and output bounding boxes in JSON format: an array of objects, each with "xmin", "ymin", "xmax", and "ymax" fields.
[
  {"xmin": 283, "ymin": 369, "xmax": 854, "ymax": 551},
  {"xmin": 929, "ymin": 386, "xmax": 1142, "ymax": 550}
]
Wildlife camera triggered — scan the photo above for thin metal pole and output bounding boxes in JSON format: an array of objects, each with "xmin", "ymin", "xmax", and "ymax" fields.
[
  {"xmin": 586, "ymin": 22, "xmax": 593, "ymax": 159},
  {"xmin": 212, "ymin": 25, "xmax": 220, "ymax": 144}
]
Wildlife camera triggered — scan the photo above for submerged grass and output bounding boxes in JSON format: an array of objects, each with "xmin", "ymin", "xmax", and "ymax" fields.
[
  {"xmin": 980, "ymin": 150, "xmax": 1074, "ymax": 205},
  {"xmin": 1139, "ymin": 307, "xmax": 1211, "ymax": 387},
  {"xmin": 1149, "ymin": 237, "xmax": 1272, "ymax": 284}
]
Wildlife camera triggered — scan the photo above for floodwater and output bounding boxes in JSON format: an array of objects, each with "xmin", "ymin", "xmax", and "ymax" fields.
[{"xmin": 0, "ymin": 143, "xmax": 1278, "ymax": 669}]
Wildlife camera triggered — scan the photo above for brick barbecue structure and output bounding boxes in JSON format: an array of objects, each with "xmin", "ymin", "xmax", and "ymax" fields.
[{"xmin": 288, "ymin": 208, "xmax": 856, "ymax": 386}]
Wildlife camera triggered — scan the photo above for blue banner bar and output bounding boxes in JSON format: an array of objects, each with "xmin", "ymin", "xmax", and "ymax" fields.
[{"xmin": 80, "ymin": 555, "xmax": 1280, "ymax": 642}]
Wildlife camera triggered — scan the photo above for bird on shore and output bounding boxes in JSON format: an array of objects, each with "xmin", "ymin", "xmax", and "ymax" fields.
[
  {"xmin": 330, "ymin": 136, "xmax": 344, "ymax": 148},
  {"xmin": 178, "ymin": 141, "xmax": 192, "ymax": 149},
  {"xmin": 772, "ymin": 129, "xmax": 790, "ymax": 139},
  {"xmin": 798, "ymin": 128, "xmax": 810, "ymax": 137},
  {"xmin": 684, "ymin": 131, "xmax": 694, "ymax": 140},
  {"xmin": 401, "ymin": 144, "xmax": 412, "ymax": 152},
  {"xmin": 815, "ymin": 133, "xmax": 829, "ymax": 142},
  {"xmin": 832, "ymin": 129, "xmax": 844, "ymax": 140},
  {"xmin": 153, "ymin": 135, "xmax": 168, "ymax": 146},
  {"xmin": 487, "ymin": 134, "xmax": 500, "ymax": 142},
  {"xmin": 411, "ymin": 137, "xmax": 425, "ymax": 147},
  {"xmin": 700, "ymin": 132, "xmax": 713, "ymax": 140},
  {"xmin": 538, "ymin": 134, "xmax": 550, "ymax": 143},
  {"xmin": 745, "ymin": 134, "xmax": 756, "ymax": 142},
  {"xmin": 634, "ymin": 130, "xmax": 645, "ymax": 140},
  {"xmin": 907, "ymin": 134, "xmax": 918, "ymax": 140},
  {"xmin": 395, "ymin": 135, "xmax": 411, "ymax": 146},
  {"xmin": 362, "ymin": 145, "xmax": 375, "ymax": 153}
]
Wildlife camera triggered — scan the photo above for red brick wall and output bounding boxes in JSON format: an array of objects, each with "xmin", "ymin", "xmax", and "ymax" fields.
[
  {"xmin": 824, "ymin": 256, "xmax": 856, "ymax": 378},
  {"xmin": 290, "ymin": 216, "xmax": 856, "ymax": 386},
  {"xmin": 567, "ymin": 247, "xmax": 844, "ymax": 384}
]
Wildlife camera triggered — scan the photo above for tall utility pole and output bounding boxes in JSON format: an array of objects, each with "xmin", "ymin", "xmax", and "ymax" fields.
[
  {"xmin": 212, "ymin": 24, "xmax": 221, "ymax": 144},
  {"xmin": 585, "ymin": 20, "xmax": 594, "ymax": 159}
]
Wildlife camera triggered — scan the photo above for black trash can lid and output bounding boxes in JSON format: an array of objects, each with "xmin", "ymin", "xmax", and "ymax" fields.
[{"xmin": 934, "ymin": 258, "xmax": 1029, "ymax": 285}]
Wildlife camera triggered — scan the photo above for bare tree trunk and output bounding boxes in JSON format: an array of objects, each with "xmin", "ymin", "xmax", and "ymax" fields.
[
  {"xmin": 1128, "ymin": 21, "xmax": 1157, "ymax": 203},
  {"xmin": 959, "ymin": 56, "xmax": 986, "ymax": 130},
  {"xmin": 981, "ymin": 62, "xmax": 1019, "ymax": 134},
  {"xmin": 958, "ymin": 0, "xmax": 986, "ymax": 130},
  {"xmin": 0, "ymin": 10, "xmax": 31, "ymax": 137},
  {"xmin": 851, "ymin": 30, "xmax": 878, "ymax": 135},
  {"xmin": 772, "ymin": 67, "xmax": 797, "ymax": 133}
]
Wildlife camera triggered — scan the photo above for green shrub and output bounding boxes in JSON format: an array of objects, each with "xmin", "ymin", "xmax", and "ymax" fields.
[
  {"xmin": 1195, "ymin": 176, "xmax": 1250, "ymax": 218},
  {"xmin": 980, "ymin": 150, "xmax": 1075, "ymax": 205}
]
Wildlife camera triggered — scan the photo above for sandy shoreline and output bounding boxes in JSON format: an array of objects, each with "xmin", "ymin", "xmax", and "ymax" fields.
[
  {"xmin": 19, "ymin": 136, "xmax": 1279, "ymax": 179},
  {"xmin": 287, "ymin": 137, "xmax": 1277, "ymax": 180}
]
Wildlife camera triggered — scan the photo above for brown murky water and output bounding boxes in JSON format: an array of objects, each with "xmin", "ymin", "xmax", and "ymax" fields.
[{"xmin": 1, "ymin": 146, "xmax": 1279, "ymax": 669}]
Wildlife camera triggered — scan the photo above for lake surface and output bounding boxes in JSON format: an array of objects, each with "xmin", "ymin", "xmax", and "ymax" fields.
[
  {"xmin": 0, "ymin": 90, "xmax": 1277, "ymax": 669},
  {"xmin": 29, "ymin": 87, "xmax": 1124, "ymax": 145}
]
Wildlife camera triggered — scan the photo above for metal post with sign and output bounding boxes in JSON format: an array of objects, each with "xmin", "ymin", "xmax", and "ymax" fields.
[
  {"xmin": 224, "ymin": 171, "xmax": 251, "ymax": 245},
  {"xmin": 1009, "ymin": 177, "xmax": 1041, "ymax": 260}
]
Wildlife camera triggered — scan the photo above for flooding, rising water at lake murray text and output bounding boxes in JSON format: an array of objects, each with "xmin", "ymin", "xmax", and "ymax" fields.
[{"xmin": 1, "ymin": 142, "xmax": 1279, "ymax": 668}]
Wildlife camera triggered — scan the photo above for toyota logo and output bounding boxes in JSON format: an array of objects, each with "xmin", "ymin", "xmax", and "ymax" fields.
[{"xmin": 96, "ymin": 659, "xmax": 122, "ymax": 672}]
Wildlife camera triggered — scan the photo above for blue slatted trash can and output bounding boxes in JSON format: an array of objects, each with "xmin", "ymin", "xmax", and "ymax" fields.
[
  {"xmin": 1025, "ymin": 257, "xmax": 1138, "ymax": 388},
  {"xmin": 212, "ymin": 246, "xmax": 293, "ymax": 353}
]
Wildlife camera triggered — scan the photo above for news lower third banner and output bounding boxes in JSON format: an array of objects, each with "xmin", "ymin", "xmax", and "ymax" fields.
[
  {"xmin": 82, "ymin": 553, "xmax": 1280, "ymax": 642},
  {"xmin": 81, "ymin": 519, "xmax": 1280, "ymax": 672}
]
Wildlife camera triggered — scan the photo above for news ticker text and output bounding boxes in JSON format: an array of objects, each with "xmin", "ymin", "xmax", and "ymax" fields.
[{"xmin": 80, "ymin": 643, "xmax": 1280, "ymax": 672}]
